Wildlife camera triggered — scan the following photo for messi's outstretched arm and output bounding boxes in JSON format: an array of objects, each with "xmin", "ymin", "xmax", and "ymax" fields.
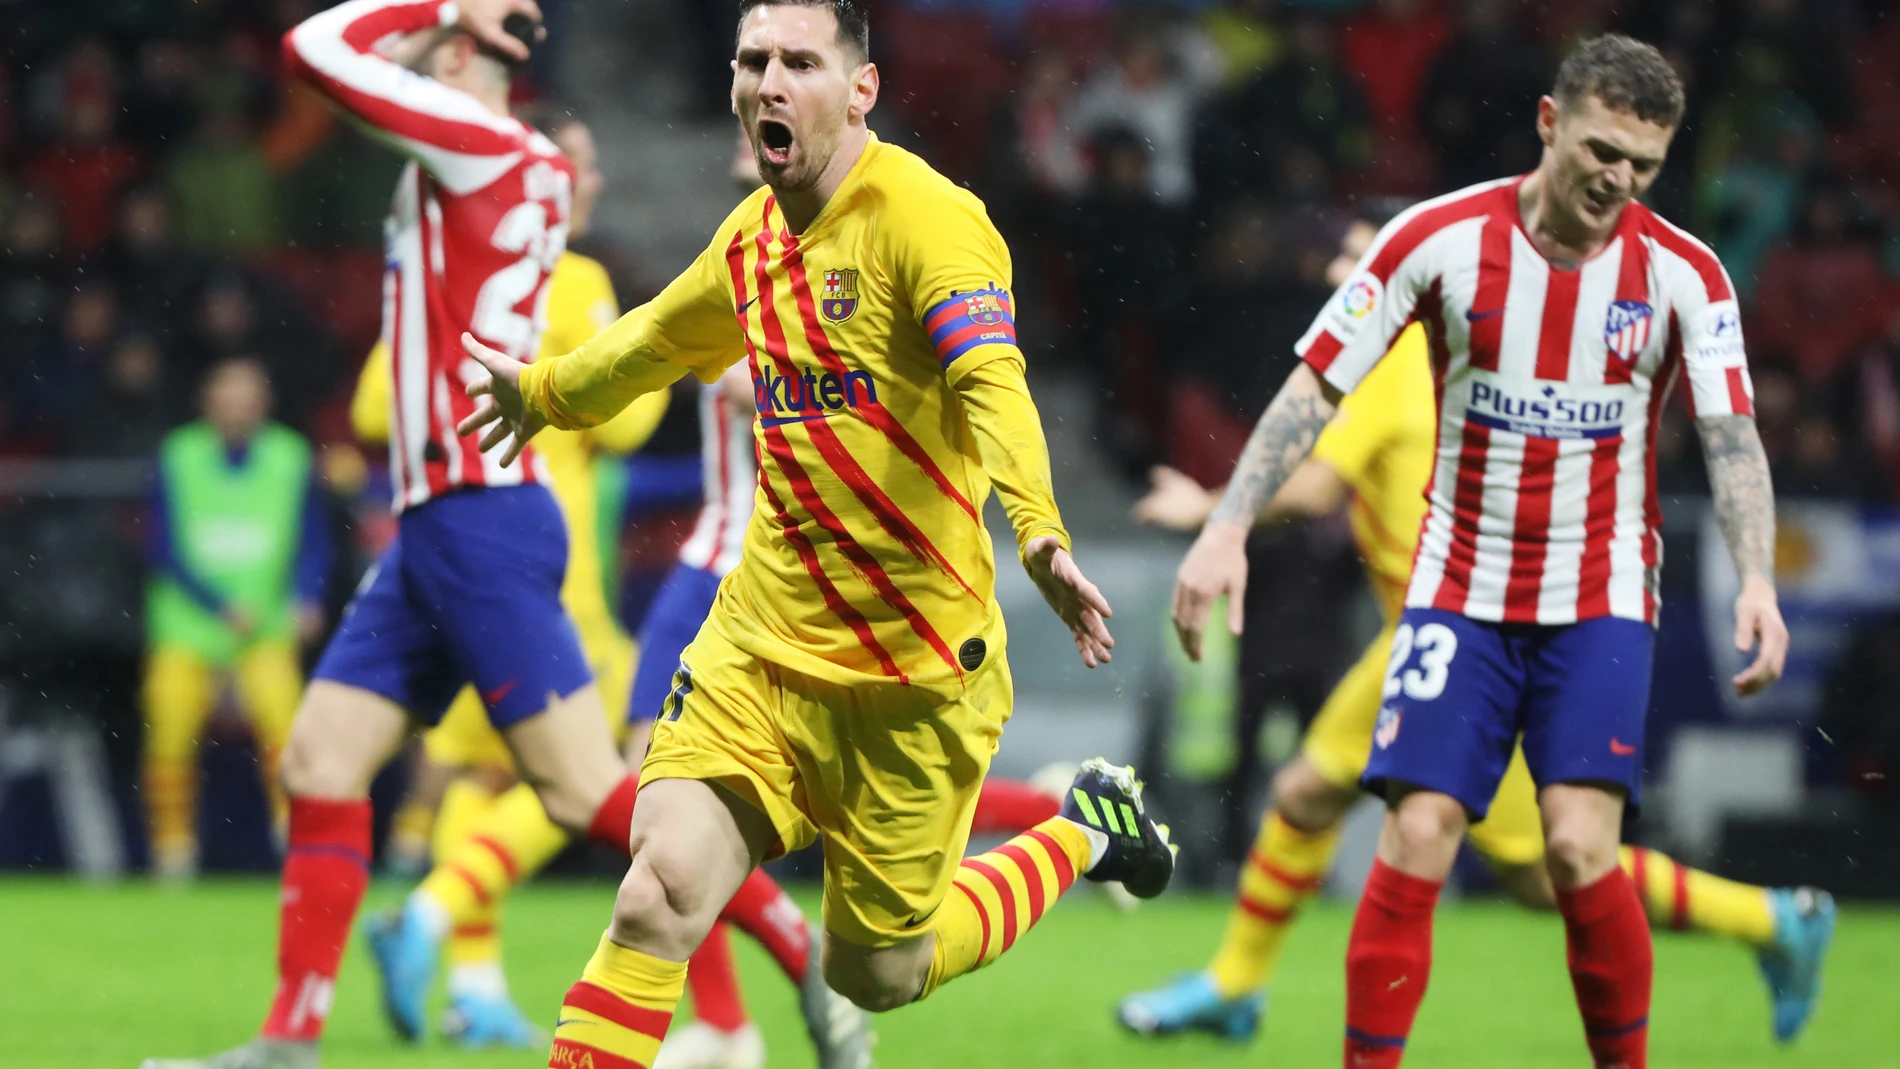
[
  {"xmin": 953, "ymin": 354, "xmax": 1114, "ymax": 667},
  {"xmin": 1171, "ymin": 362, "xmax": 1341, "ymax": 661},
  {"xmin": 1696, "ymin": 413, "xmax": 1788, "ymax": 696}
]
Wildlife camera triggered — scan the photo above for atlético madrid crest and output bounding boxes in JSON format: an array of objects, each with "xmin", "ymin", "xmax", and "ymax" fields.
[
  {"xmin": 821, "ymin": 268, "xmax": 859, "ymax": 322},
  {"xmin": 1604, "ymin": 299, "xmax": 1653, "ymax": 364}
]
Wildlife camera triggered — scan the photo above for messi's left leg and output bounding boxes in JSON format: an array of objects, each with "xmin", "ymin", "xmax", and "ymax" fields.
[{"xmin": 802, "ymin": 657, "xmax": 1171, "ymax": 1012}]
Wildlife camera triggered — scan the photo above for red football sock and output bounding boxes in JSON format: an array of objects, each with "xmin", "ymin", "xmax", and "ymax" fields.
[
  {"xmin": 687, "ymin": 921, "xmax": 750, "ymax": 1032},
  {"xmin": 971, "ymin": 777, "xmax": 1060, "ymax": 834},
  {"xmin": 1343, "ymin": 858, "xmax": 1442, "ymax": 1069},
  {"xmin": 584, "ymin": 773, "xmax": 640, "ymax": 855},
  {"xmin": 260, "ymin": 796, "xmax": 372, "ymax": 1042},
  {"xmin": 1557, "ymin": 868, "xmax": 1653, "ymax": 1069},
  {"xmin": 720, "ymin": 868, "xmax": 811, "ymax": 983}
]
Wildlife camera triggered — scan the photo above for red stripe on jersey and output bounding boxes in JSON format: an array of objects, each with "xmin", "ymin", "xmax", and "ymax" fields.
[
  {"xmin": 775, "ymin": 230, "xmax": 979, "ymax": 521},
  {"xmin": 775, "ymin": 241, "xmax": 980, "ymax": 603},
  {"xmin": 1535, "ymin": 266, "xmax": 1581, "ymax": 380},
  {"xmin": 1574, "ymin": 435, "xmax": 1624, "ymax": 619},
  {"xmin": 1642, "ymin": 211, "xmax": 1733, "ymax": 302},
  {"xmin": 1432, "ymin": 421, "xmax": 1492, "ymax": 613},
  {"xmin": 1503, "ymin": 435, "xmax": 1560, "ymax": 621},
  {"xmin": 413, "ymin": 178, "xmax": 451, "ymax": 502},
  {"xmin": 284, "ymin": 66, "xmax": 523, "ymax": 161},
  {"xmin": 386, "ymin": 264, "xmax": 410, "ymax": 505},
  {"xmin": 726, "ymin": 229, "xmax": 906, "ymax": 680},
  {"xmin": 746, "ymin": 225, "xmax": 960, "ymax": 677},
  {"xmin": 1467, "ymin": 213, "xmax": 1514, "ymax": 371},
  {"xmin": 1302, "ymin": 330, "xmax": 1344, "ymax": 374},
  {"xmin": 1410, "ymin": 279, "xmax": 1452, "ymax": 584},
  {"xmin": 1724, "ymin": 367, "xmax": 1753, "ymax": 416},
  {"xmin": 335, "ymin": 0, "xmax": 445, "ymax": 51},
  {"xmin": 1362, "ymin": 182, "xmax": 1511, "ymax": 286}
]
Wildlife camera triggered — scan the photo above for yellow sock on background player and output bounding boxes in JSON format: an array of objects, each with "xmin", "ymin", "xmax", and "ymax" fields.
[
  {"xmin": 1206, "ymin": 812, "xmax": 1341, "ymax": 999},
  {"xmin": 1623, "ymin": 846, "xmax": 1776, "ymax": 946}
]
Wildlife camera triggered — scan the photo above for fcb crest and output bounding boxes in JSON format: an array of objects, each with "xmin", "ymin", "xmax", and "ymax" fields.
[
  {"xmin": 1604, "ymin": 299, "xmax": 1653, "ymax": 364},
  {"xmin": 963, "ymin": 290, "xmax": 1007, "ymax": 326},
  {"xmin": 821, "ymin": 268, "xmax": 859, "ymax": 322}
]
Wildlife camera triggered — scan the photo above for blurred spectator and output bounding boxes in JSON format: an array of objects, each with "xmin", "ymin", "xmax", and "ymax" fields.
[
  {"xmin": 94, "ymin": 183, "xmax": 205, "ymax": 326},
  {"xmin": 1834, "ymin": 302, "xmax": 1900, "ymax": 502},
  {"xmin": 1065, "ymin": 128, "xmax": 1185, "ymax": 472},
  {"xmin": 1195, "ymin": 0, "xmax": 1285, "ymax": 91},
  {"xmin": 15, "ymin": 281, "xmax": 118, "ymax": 451},
  {"xmin": 1698, "ymin": 103, "xmax": 1820, "ymax": 298},
  {"xmin": 91, "ymin": 332, "xmax": 177, "ymax": 459},
  {"xmin": 1338, "ymin": 0, "xmax": 1451, "ymax": 140},
  {"xmin": 0, "ymin": 193, "xmax": 67, "ymax": 349},
  {"xmin": 1751, "ymin": 185, "xmax": 1887, "ymax": 383},
  {"xmin": 1065, "ymin": 21, "xmax": 1215, "ymax": 205},
  {"xmin": 25, "ymin": 91, "xmax": 143, "ymax": 256},
  {"xmin": 122, "ymin": 37, "xmax": 202, "ymax": 153},
  {"xmin": 1199, "ymin": 13, "xmax": 1371, "ymax": 208},
  {"xmin": 1013, "ymin": 51, "xmax": 1088, "ymax": 200},
  {"xmin": 1416, "ymin": 0, "xmax": 1545, "ymax": 191},
  {"xmin": 166, "ymin": 102, "xmax": 280, "ymax": 252}
]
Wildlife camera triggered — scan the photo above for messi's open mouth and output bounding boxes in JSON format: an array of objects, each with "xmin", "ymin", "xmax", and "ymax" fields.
[{"xmin": 759, "ymin": 120, "xmax": 793, "ymax": 166}]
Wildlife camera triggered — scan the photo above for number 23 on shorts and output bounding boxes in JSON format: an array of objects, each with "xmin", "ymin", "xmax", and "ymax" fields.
[{"xmin": 1383, "ymin": 621, "xmax": 1459, "ymax": 702}]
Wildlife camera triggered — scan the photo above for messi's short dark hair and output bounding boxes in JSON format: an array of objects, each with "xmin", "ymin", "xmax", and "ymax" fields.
[
  {"xmin": 737, "ymin": 0, "xmax": 870, "ymax": 64},
  {"xmin": 1553, "ymin": 34, "xmax": 1686, "ymax": 128}
]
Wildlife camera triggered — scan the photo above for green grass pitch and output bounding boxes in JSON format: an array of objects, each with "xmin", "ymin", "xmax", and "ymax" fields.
[{"xmin": 3, "ymin": 878, "xmax": 1895, "ymax": 1068}]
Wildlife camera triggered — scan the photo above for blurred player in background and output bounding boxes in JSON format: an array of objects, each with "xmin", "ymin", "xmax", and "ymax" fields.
[
  {"xmin": 1121, "ymin": 203, "xmax": 1836, "ymax": 1049},
  {"xmin": 1174, "ymin": 35, "xmax": 1815, "ymax": 1069},
  {"xmin": 141, "ymin": 2, "xmax": 669, "ymax": 1066},
  {"xmin": 456, "ymin": 3, "xmax": 1174, "ymax": 1066},
  {"xmin": 143, "ymin": 357, "xmax": 330, "ymax": 881},
  {"xmin": 347, "ymin": 108, "xmax": 667, "ymax": 1049}
]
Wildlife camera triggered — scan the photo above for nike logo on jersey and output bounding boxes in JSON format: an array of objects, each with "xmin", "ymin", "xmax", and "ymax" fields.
[
  {"xmin": 1610, "ymin": 737, "xmax": 1637, "ymax": 756},
  {"xmin": 737, "ymin": 295, "xmax": 760, "ymax": 314},
  {"xmin": 482, "ymin": 678, "xmax": 518, "ymax": 705},
  {"xmin": 1465, "ymin": 308, "xmax": 1503, "ymax": 322}
]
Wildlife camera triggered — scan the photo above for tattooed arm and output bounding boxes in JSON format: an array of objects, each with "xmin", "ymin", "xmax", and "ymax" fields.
[
  {"xmin": 1170, "ymin": 363, "xmax": 1342, "ymax": 660},
  {"xmin": 1696, "ymin": 414, "xmax": 1789, "ymax": 695}
]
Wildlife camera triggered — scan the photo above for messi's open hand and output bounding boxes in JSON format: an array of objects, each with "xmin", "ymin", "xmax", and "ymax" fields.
[
  {"xmin": 457, "ymin": 333, "xmax": 544, "ymax": 468},
  {"xmin": 1171, "ymin": 519, "xmax": 1249, "ymax": 662},
  {"xmin": 1731, "ymin": 574, "xmax": 1789, "ymax": 697},
  {"xmin": 1025, "ymin": 535, "xmax": 1115, "ymax": 668}
]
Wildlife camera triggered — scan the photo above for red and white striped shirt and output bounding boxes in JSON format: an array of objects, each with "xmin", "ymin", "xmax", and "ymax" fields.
[
  {"xmin": 1298, "ymin": 176, "xmax": 1753, "ymax": 626},
  {"xmin": 284, "ymin": 0, "xmax": 571, "ymax": 510},
  {"xmin": 677, "ymin": 382, "xmax": 758, "ymax": 577}
]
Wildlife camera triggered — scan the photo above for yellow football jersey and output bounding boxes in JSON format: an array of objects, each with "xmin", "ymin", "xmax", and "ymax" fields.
[
  {"xmin": 522, "ymin": 134, "xmax": 1067, "ymax": 691},
  {"xmin": 1310, "ymin": 323, "xmax": 1435, "ymax": 620}
]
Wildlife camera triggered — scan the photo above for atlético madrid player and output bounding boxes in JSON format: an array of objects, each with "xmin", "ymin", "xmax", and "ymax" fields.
[{"xmin": 1173, "ymin": 36, "xmax": 1793, "ymax": 1069}]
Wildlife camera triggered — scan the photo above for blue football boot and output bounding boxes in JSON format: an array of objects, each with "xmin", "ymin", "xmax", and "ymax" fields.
[
  {"xmin": 363, "ymin": 903, "xmax": 443, "ymax": 1042},
  {"xmin": 1758, "ymin": 886, "xmax": 1837, "ymax": 1043},
  {"xmin": 1118, "ymin": 972, "xmax": 1264, "ymax": 1040},
  {"xmin": 440, "ymin": 991, "xmax": 547, "ymax": 1050}
]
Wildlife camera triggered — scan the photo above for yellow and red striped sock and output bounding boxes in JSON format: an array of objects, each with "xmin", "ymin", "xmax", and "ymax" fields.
[
  {"xmin": 417, "ymin": 782, "xmax": 569, "ymax": 924},
  {"xmin": 922, "ymin": 817, "xmax": 1091, "ymax": 998},
  {"xmin": 1207, "ymin": 811, "xmax": 1341, "ymax": 998},
  {"xmin": 1621, "ymin": 846, "xmax": 1776, "ymax": 947},
  {"xmin": 549, "ymin": 933, "xmax": 684, "ymax": 1069}
]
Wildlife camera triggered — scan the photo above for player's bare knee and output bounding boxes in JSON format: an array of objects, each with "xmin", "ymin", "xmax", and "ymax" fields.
[
  {"xmin": 608, "ymin": 847, "xmax": 710, "ymax": 956},
  {"xmin": 279, "ymin": 718, "xmax": 351, "ymax": 797},
  {"xmin": 1272, "ymin": 759, "xmax": 1354, "ymax": 832},
  {"xmin": 1542, "ymin": 827, "xmax": 1617, "ymax": 889},
  {"xmin": 1391, "ymin": 791, "xmax": 1466, "ymax": 850},
  {"xmin": 821, "ymin": 946, "xmax": 926, "ymax": 1013}
]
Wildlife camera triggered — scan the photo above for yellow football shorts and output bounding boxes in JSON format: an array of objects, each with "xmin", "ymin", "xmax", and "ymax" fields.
[
  {"xmin": 1302, "ymin": 621, "xmax": 1545, "ymax": 867},
  {"xmin": 642, "ymin": 623, "xmax": 1010, "ymax": 949}
]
